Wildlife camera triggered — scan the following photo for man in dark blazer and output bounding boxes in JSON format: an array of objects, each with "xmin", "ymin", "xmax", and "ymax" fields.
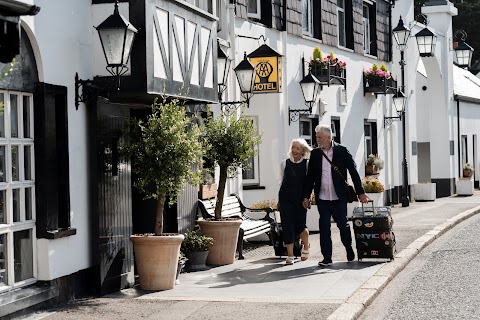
[{"xmin": 303, "ymin": 124, "xmax": 369, "ymax": 266}]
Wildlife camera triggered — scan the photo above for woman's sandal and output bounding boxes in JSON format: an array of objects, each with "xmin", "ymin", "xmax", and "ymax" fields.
[
  {"xmin": 285, "ymin": 256, "xmax": 295, "ymax": 265},
  {"xmin": 301, "ymin": 243, "xmax": 310, "ymax": 261}
]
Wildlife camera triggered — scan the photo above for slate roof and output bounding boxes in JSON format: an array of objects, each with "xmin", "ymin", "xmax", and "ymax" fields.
[{"xmin": 453, "ymin": 64, "xmax": 480, "ymax": 103}]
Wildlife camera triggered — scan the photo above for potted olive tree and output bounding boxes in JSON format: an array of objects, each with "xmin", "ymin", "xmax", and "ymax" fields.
[
  {"xmin": 198, "ymin": 110, "xmax": 262, "ymax": 265},
  {"xmin": 121, "ymin": 96, "xmax": 203, "ymax": 290}
]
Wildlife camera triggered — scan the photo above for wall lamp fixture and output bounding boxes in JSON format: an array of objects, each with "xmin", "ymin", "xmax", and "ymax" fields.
[
  {"xmin": 288, "ymin": 72, "xmax": 321, "ymax": 125},
  {"xmin": 453, "ymin": 30, "xmax": 474, "ymax": 69},
  {"xmin": 384, "ymin": 89, "xmax": 406, "ymax": 127},
  {"xmin": 217, "ymin": 45, "xmax": 256, "ymax": 112},
  {"xmin": 75, "ymin": 1, "xmax": 138, "ymax": 110}
]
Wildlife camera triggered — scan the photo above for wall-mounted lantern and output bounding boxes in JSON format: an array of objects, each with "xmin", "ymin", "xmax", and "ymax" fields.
[
  {"xmin": 454, "ymin": 40, "xmax": 474, "ymax": 69},
  {"xmin": 415, "ymin": 27, "xmax": 436, "ymax": 57},
  {"xmin": 218, "ymin": 47, "xmax": 256, "ymax": 111},
  {"xmin": 75, "ymin": 1, "xmax": 138, "ymax": 110},
  {"xmin": 288, "ymin": 72, "xmax": 321, "ymax": 125}
]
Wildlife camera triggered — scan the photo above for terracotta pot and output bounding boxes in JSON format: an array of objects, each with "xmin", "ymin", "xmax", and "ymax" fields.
[
  {"xmin": 365, "ymin": 164, "xmax": 375, "ymax": 175},
  {"xmin": 130, "ymin": 234, "xmax": 184, "ymax": 291},
  {"xmin": 197, "ymin": 219, "xmax": 242, "ymax": 265},
  {"xmin": 463, "ymin": 169, "xmax": 473, "ymax": 178}
]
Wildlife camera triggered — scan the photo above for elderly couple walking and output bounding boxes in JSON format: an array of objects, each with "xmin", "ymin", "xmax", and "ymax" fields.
[{"xmin": 278, "ymin": 124, "xmax": 369, "ymax": 266}]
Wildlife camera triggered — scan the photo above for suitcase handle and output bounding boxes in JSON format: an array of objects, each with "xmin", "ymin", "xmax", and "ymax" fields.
[{"xmin": 360, "ymin": 200, "xmax": 376, "ymax": 215}]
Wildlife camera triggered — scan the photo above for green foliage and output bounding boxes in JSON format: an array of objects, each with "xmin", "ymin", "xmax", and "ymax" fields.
[
  {"xmin": 121, "ymin": 96, "xmax": 203, "ymax": 204},
  {"xmin": 202, "ymin": 111, "xmax": 262, "ymax": 178},
  {"xmin": 380, "ymin": 62, "xmax": 388, "ymax": 73},
  {"xmin": 181, "ymin": 230, "xmax": 214, "ymax": 253},
  {"xmin": 0, "ymin": 58, "xmax": 16, "ymax": 80},
  {"xmin": 312, "ymin": 46, "xmax": 323, "ymax": 61}
]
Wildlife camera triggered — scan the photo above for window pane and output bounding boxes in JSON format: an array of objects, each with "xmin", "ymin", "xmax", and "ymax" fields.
[
  {"xmin": 25, "ymin": 187, "xmax": 32, "ymax": 220},
  {"xmin": 13, "ymin": 189, "xmax": 20, "ymax": 222},
  {"xmin": 0, "ymin": 146, "xmax": 5, "ymax": 182},
  {"xmin": 0, "ymin": 234, "xmax": 7, "ymax": 285},
  {"xmin": 24, "ymin": 145, "xmax": 32, "ymax": 180},
  {"xmin": 337, "ymin": 0, "xmax": 345, "ymax": 8},
  {"xmin": 0, "ymin": 190, "xmax": 5, "ymax": 224},
  {"xmin": 248, "ymin": 0, "xmax": 258, "ymax": 14},
  {"xmin": 242, "ymin": 157, "xmax": 255, "ymax": 180},
  {"xmin": 14, "ymin": 229, "xmax": 34, "ymax": 282},
  {"xmin": 364, "ymin": 124, "xmax": 371, "ymax": 136},
  {"xmin": 302, "ymin": 0, "xmax": 310, "ymax": 33},
  {"xmin": 0, "ymin": 93, "xmax": 4, "ymax": 137},
  {"xmin": 10, "ymin": 94, "xmax": 18, "ymax": 138},
  {"xmin": 300, "ymin": 121, "xmax": 311, "ymax": 136},
  {"xmin": 23, "ymin": 96, "xmax": 31, "ymax": 138},
  {"xmin": 11, "ymin": 145, "xmax": 18, "ymax": 181},
  {"xmin": 338, "ymin": 11, "xmax": 346, "ymax": 47}
]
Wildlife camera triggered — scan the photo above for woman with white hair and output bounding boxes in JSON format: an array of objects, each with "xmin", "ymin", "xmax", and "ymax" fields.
[{"xmin": 278, "ymin": 138, "xmax": 313, "ymax": 265}]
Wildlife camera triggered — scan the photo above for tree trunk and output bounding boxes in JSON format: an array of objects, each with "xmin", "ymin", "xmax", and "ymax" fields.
[
  {"xmin": 155, "ymin": 193, "xmax": 166, "ymax": 235},
  {"xmin": 214, "ymin": 165, "xmax": 228, "ymax": 220}
]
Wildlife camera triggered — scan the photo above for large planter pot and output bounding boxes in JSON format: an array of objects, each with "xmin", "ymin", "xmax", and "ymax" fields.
[
  {"xmin": 198, "ymin": 219, "xmax": 242, "ymax": 266},
  {"xmin": 366, "ymin": 192, "xmax": 384, "ymax": 207},
  {"xmin": 413, "ymin": 183, "xmax": 436, "ymax": 201},
  {"xmin": 456, "ymin": 178, "xmax": 474, "ymax": 196},
  {"xmin": 185, "ymin": 250, "xmax": 210, "ymax": 271},
  {"xmin": 130, "ymin": 234, "xmax": 184, "ymax": 291}
]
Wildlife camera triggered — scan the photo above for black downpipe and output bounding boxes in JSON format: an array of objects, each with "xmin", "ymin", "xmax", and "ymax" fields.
[
  {"xmin": 282, "ymin": 0, "xmax": 287, "ymax": 32},
  {"xmin": 455, "ymin": 95, "xmax": 461, "ymax": 177}
]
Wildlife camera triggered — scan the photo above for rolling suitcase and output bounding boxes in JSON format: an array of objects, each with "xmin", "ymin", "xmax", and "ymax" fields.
[
  {"xmin": 270, "ymin": 211, "xmax": 302, "ymax": 257},
  {"xmin": 352, "ymin": 201, "xmax": 395, "ymax": 261}
]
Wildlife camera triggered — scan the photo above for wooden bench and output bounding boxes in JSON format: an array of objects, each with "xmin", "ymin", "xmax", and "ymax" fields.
[{"xmin": 197, "ymin": 194, "xmax": 274, "ymax": 259}]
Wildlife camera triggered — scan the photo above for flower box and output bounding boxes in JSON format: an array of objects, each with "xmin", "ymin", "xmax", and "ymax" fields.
[
  {"xmin": 413, "ymin": 183, "xmax": 436, "ymax": 201},
  {"xmin": 310, "ymin": 64, "xmax": 346, "ymax": 87},
  {"xmin": 456, "ymin": 178, "xmax": 474, "ymax": 196},
  {"xmin": 366, "ymin": 192, "xmax": 384, "ymax": 207},
  {"xmin": 363, "ymin": 75, "xmax": 397, "ymax": 96}
]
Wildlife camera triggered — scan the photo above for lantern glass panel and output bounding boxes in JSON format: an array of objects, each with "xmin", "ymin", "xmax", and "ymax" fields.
[{"xmin": 98, "ymin": 28, "xmax": 127, "ymax": 65}]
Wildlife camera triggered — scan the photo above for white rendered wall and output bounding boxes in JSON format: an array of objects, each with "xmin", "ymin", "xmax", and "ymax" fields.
[{"xmin": 23, "ymin": 0, "xmax": 128, "ymax": 280}]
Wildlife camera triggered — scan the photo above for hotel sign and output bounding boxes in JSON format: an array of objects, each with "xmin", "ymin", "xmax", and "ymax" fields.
[{"xmin": 248, "ymin": 44, "xmax": 283, "ymax": 93}]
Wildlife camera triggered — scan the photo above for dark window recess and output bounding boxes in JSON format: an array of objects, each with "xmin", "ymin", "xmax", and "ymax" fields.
[
  {"xmin": 345, "ymin": 0, "xmax": 354, "ymax": 50},
  {"xmin": 34, "ymin": 83, "xmax": 74, "ymax": 239},
  {"xmin": 367, "ymin": 1, "xmax": 377, "ymax": 55},
  {"xmin": 249, "ymin": 0, "xmax": 272, "ymax": 27},
  {"xmin": 450, "ymin": 140, "xmax": 455, "ymax": 156},
  {"xmin": 313, "ymin": 0, "xmax": 322, "ymax": 40},
  {"xmin": 332, "ymin": 117, "xmax": 341, "ymax": 144}
]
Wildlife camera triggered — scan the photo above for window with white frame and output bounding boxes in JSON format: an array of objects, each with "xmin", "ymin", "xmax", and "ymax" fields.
[
  {"xmin": 247, "ymin": 0, "xmax": 261, "ymax": 19},
  {"xmin": 363, "ymin": 0, "xmax": 376, "ymax": 56},
  {"xmin": 299, "ymin": 119, "xmax": 313, "ymax": 147},
  {"xmin": 302, "ymin": 0, "xmax": 314, "ymax": 37},
  {"xmin": 363, "ymin": 3, "xmax": 370, "ymax": 54},
  {"xmin": 0, "ymin": 91, "xmax": 36, "ymax": 291},
  {"xmin": 337, "ymin": 0, "xmax": 346, "ymax": 47},
  {"xmin": 185, "ymin": 0, "xmax": 216, "ymax": 15},
  {"xmin": 364, "ymin": 120, "xmax": 378, "ymax": 160},
  {"xmin": 242, "ymin": 116, "xmax": 259, "ymax": 185}
]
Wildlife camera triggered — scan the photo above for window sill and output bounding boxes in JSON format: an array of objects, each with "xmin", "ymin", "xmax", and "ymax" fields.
[
  {"xmin": 39, "ymin": 228, "xmax": 77, "ymax": 240},
  {"xmin": 243, "ymin": 185, "xmax": 266, "ymax": 190},
  {"xmin": 301, "ymin": 35, "xmax": 323, "ymax": 44}
]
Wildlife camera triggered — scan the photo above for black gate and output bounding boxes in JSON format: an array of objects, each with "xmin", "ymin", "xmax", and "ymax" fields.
[{"xmin": 92, "ymin": 102, "xmax": 134, "ymax": 295}]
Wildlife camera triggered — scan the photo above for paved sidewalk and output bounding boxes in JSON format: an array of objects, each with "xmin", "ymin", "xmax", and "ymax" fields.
[{"xmin": 26, "ymin": 191, "xmax": 480, "ymax": 320}]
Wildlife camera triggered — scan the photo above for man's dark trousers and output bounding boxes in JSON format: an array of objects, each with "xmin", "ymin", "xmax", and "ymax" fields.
[{"xmin": 317, "ymin": 199, "xmax": 353, "ymax": 260}]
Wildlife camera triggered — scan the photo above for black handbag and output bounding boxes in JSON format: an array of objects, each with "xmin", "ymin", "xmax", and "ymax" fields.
[{"xmin": 320, "ymin": 150, "xmax": 359, "ymax": 203}]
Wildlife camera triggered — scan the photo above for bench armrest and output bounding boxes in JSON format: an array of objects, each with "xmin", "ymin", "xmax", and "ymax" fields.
[{"xmin": 230, "ymin": 193, "xmax": 274, "ymax": 223}]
